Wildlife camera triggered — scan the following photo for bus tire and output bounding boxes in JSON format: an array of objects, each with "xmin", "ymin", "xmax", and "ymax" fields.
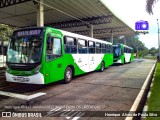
[
  {"xmin": 100, "ymin": 62, "xmax": 105, "ymax": 72},
  {"xmin": 64, "ymin": 67, "xmax": 72, "ymax": 84}
]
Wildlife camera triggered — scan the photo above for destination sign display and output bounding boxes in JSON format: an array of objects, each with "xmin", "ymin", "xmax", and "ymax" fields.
[{"xmin": 15, "ymin": 29, "xmax": 42, "ymax": 37}]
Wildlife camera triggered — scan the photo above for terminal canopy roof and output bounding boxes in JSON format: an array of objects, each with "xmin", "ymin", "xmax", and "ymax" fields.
[{"xmin": 0, "ymin": 0, "xmax": 135, "ymax": 39}]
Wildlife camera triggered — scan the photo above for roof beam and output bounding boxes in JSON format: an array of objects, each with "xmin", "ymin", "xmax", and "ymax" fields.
[
  {"xmin": 95, "ymin": 33, "xmax": 135, "ymax": 39},
  {"xmin": 0, "ymin": 0, "xmax": 31, "ymax": 8},
  {"xmin": 73, "ymin": 27, "xmax": 126, "ymax": 36},
  {"xmin": 48, "ymin": 15, "xmax": 113, "ymax": 28}
]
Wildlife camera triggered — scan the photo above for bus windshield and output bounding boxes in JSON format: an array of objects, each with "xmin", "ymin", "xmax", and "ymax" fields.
[
  {"xmin": 7, "ymin": 36, "xmax": 42, "ymax": 64},
  {"xmin": 113, "ymin": 46, "xmax": 121, "ymax": 57}
]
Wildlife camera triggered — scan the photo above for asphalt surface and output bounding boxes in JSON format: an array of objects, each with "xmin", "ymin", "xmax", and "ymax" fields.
[{"xmin": 0, "ymin": 59, "xmax": 156, "ymax": 120}]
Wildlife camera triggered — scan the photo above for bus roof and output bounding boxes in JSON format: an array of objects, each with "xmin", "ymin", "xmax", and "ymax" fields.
[
  {"xmin": 12, "ymin": 27, "xmax": 112, "ymax": 45},
  {"xmin": 60, "ymin": 29, "xmax": 112, "ymax": 45},
  {"xmin": 123, "ymin": 44, "xmax": 133, "ymax": 49},
  {"xmin": 113, "ymin": 43, "xmax": 133, "ymax": 49}
]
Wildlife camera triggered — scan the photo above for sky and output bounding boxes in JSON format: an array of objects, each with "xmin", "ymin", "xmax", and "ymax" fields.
[{"xmin": 101, "ymin": 0, "xmax": 160, "ymax": 49}]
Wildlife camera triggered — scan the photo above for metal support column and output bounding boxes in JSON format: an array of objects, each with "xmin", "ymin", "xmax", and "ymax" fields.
[
  {"xmin": 124, "ymin": 36, "xmax": 127, "ymax": 45},
  {"xmin": 89, "ymin": 25, "xmax": 93, "ymax": 38},
  {"xmin": 37, "ymin": 0, "xmax": 44, "ymax": 27},
  {"xmin": 136, "ymin": 46, "xmax": 139, "ymax": 58},
  {"xmin": 110, "ymin": 30, "xmax": 113, "ymax": 44},
  {"xmin": 157, "ymin": 19, "xmax": 160, "ymax": 56}
]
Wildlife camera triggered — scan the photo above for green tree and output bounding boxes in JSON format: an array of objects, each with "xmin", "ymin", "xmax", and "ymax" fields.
[
  {"xmin": 0, "ymin": 24, "xmax": 14, "ymax": 41},
  {"xmin": 139, "ymin": 48, "xmax": 149, "ymax": 57},
  {"xmin": 148, "ymin": 47, "xmax": 158, "ymax": 56},
  {"xmin": 126, "ymin": 36, "xmax": 146, "ymax": 52},
  {"xmin": 143, "ymin": 47, "xmax": 149, "ymax": 56},
  {"xmin": 113, "ymin": 35, "xmax": 146, "ymax": 52}
]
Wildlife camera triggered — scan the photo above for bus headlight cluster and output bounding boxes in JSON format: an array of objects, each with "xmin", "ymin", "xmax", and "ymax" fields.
[{"xmin": 35, "ymin": 65, "xmax": 41, "ymax": 74}]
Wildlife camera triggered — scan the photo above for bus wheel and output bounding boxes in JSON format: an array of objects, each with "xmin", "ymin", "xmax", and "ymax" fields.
[
  {"xmin": 64, "ymin": 67, "xmax": 72, "ymax": 84},
  {"xmin": 100, "ymin": 62, "xmax": 105, "ymax": 72}
]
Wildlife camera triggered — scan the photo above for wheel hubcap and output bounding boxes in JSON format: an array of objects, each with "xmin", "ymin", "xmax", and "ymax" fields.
[
  {"xmin": 102, "ymin": 63, "xmax": 104, "ymax": 70},
  {"xmin": 66, "ymin": 70, "xmax": 71, "ymax": 80}
]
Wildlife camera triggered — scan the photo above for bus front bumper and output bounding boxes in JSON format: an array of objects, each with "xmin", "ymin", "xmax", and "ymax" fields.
[{"xmin": 6, "ymin": 72, "xmax": 45, "ymax": 84}]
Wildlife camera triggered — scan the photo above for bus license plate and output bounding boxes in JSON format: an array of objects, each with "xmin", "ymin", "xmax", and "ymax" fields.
[
  {"xmin": 16, "ymin": 77, "xmax": 23, "ymax": 81},
  {"xmin": 12, "ymin": 77, "xmax": 29, "ymax": 82}
]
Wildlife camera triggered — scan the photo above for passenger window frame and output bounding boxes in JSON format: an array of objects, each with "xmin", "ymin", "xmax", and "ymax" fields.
[
  {"xmin": 77, "ymin": 39, "xmax": 88, "ymax": 54},
  {"xmin": 46, "ymin": 34, "xmax": 62, "ymax": 62},
  {"xmin": 64, "ymin": 36, "xmax": 77, "ymax": 54}
]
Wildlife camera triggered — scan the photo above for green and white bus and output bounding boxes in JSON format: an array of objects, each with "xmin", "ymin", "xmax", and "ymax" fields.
[
  {"xmin": 6, "ymin": 27, "xmax": 113, "ymax": 84},
  {"xmin": 113, "ymin": 43, "xmax": 134, "ymax": 64}
]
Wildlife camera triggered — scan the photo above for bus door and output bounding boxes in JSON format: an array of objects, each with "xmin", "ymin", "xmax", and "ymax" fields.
[
  {"xmin": 45, "ymin": 35, "xmax": 64, "ymax": 83},
  {"xmin": 76, "ymin": 39, "xmax": 89, "ymax": 73}
]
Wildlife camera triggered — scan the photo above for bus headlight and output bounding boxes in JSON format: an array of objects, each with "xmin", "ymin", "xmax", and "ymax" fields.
[{"xmin": 35, "ymin": 65, "xmax": 41, "ymax": 74}]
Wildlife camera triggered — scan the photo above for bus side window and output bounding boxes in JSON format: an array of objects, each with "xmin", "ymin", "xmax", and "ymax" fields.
[
  {"xmin": 78, "ymin": 39, "xmax": 87, "ymax": 54},
  {"xmin": 88, "ymin": 41, "xmax": 95, "ymax": 54},
  {"xmin": 102, "ymin": 43, "xmax": 106, "ymax": 53},
  {"xmin": 64, "ymin": 36, "xmax": 77, "ymax": 54},
  {"xmin": 108, "ymin": 45, "xmax": 112, "ymax": 53},
  {"xmin": 121, "ymin": 47, "xmax": 124, "ymax": 54},
  {"xmin": 96, "ymin": 42, "xmax": 101, "ymax": 53},
  {"xmin": 132, "ymin": 49, "xmax": 134, "ymax": 53},
  {"xmin": 124, "ymin": 47, "xmax": 126, "ymax": 53},
  {"xmin": 53, "ymin": 38, "xmax": 61, "ymax": 55},
  {"xmin": 107, "ymin": 44, "xmax": 110, "ymax": 53},
  {"xmin": 110, "ymin": 45, "xmax": 113, "ymax": 53},
  {"xmin": 46, "ymin": 36, "xmax": 62, "ymax": 61},
  {"xmin": 46, "ymin": 36, "xmax": 53, "ymax": 54}
]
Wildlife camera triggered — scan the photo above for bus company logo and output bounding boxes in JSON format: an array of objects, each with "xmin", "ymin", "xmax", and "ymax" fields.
[
  {"xmin": 135, "ymin": 20, "xmax": 149, "ymax": 30},
  {"xmin": 2, "ymin": 112, "xmax": 11, "ymax": 117}
]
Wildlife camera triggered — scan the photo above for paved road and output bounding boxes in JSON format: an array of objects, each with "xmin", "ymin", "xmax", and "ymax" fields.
[{"xmin": 0, "ymin": 59, "xmax": 156, "ymax": 120}]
